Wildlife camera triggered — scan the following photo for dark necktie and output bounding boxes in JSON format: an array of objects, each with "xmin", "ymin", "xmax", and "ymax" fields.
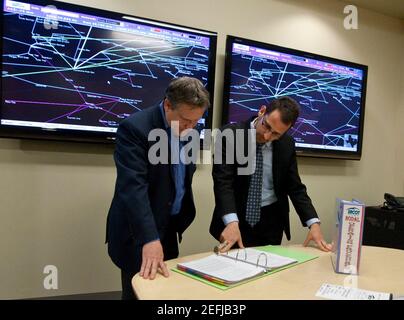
[{"xmin": 245, "ymin": 143, "xmax": 263, "ymax": 227}]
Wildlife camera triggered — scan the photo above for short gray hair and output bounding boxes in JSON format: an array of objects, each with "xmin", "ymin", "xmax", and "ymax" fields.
[{"xmin": 165, "ymin": 77, "xmax": 210, "ymax": 110}]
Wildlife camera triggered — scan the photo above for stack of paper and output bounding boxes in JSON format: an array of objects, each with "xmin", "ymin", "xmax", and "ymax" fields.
[{"xmin": 177, "ymin": 247, "xmax": 299, "ymax": 286}]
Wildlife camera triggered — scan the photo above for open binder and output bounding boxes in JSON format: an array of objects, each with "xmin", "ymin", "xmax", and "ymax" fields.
[{"xmin": 176, "ymin": 246, "xmax": 316, "ymax": 289}]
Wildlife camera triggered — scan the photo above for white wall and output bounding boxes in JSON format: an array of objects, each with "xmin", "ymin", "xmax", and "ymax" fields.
[{"xmin": 1, "ymin": 0, "xmax": 403, "ymax": 299}]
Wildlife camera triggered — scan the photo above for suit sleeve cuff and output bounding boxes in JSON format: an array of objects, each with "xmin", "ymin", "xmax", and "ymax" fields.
[
  {"xmin": 306, "ymin": 218, "xmax": 321, "ymax": 228},
  {"xmin": 144, "ymin": 237, "xmax": 160, "ymax": 245},
  {"xmin": 222, "ymin": 213, "xmax": 239, "ymax": 225}
]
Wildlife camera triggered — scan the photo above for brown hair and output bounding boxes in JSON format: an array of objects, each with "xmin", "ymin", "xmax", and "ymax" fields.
[{"xmin": 265, "ymin": 96, "xmax": 300, "ymax": 126}]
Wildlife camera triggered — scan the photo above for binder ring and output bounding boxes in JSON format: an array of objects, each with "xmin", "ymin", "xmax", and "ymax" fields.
[
  {"xmin": 256, "ymin": 252, "xmax": 268, "ymax": 268},
  {"xmin": 235, "ymin": 248, "xmax": 247, "ymax": 262}
]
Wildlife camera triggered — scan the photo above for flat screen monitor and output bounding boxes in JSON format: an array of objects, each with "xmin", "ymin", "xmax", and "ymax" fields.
[
  {"xmin": 1, "ymin": 0, "xmax": 217, "ymax": 144},
  {"xmin": 222, "ymin": 36, "xmax": 368, "ymax": 160}
]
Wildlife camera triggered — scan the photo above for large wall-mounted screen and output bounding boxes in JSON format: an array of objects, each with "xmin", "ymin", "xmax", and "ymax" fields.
[
  {"xmin": 1, "ymin": 0, "xmax": 217, "ymax": 143},
  {"xmin": 222, "ymin": 36, "xmax": 368, "ymax": 160}
]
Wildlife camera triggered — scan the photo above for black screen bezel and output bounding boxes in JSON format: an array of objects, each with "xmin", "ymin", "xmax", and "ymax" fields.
[
  {"xmin": 0, "ymin": 0, "xmax": 217, "ymax": 145},
  {"xmin": 221, "ymin": 35, "xmax": 368, "ymax": 160}
]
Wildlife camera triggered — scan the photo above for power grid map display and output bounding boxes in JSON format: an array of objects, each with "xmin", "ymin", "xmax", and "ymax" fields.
[
  {"xmin": 1, "ymin": 0, "xmax": 213, "ymax": 136},
  {"xmin": 227, "ymin": 42, "xmax": 365, "ymax": 153}
]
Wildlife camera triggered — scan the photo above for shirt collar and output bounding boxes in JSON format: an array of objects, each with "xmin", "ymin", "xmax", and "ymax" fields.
[{"xmin": 159, "ymin": 101, "xmax": 186, "ymax": 146}]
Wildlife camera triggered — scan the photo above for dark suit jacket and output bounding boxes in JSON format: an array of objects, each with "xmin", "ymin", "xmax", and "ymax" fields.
[
  {"xmin": 106, "ymin": 105, "xmax": 196, "ymax": 272},
  {"xmin": 209, "ymin": 118, "xmax": 318, "ymax": 242}
]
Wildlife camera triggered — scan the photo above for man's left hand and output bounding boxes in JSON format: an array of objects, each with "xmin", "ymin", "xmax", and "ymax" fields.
[{"xmin": 303, "ymin": 223, "xmax": 332, "ymax": 252}]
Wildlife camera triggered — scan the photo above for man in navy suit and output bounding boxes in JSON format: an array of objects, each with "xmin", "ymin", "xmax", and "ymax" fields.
[
  {"xmin": 210, "ymin": 97, "xmax": 332, "ymax": 253},
  {"xmin": 106, "ymin": 77, "xmax": 210, "ymax": 299}
]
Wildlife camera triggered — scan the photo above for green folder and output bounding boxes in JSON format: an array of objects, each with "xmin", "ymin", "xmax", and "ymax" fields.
[{"xmin": 172, "ymin": 245, "xmax": 318, "ymax": 290}]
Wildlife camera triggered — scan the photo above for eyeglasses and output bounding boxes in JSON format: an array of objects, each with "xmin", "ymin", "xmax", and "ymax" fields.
[{"xmin": 260, "ymin": 116, "xmax": 282, "ymax": 138}]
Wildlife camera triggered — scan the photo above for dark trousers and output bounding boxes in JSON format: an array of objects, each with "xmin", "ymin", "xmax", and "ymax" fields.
[
  {"xmin": 121, "ymin": 269, "xmax": 137, "ymax": 300},
  {"xmin": 238, "ymin": 202, "xmax": 284, "ymax": 247},
  {"xmin": 121, "ymin": 215, "xmax": 180, "ymax": 300}
]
